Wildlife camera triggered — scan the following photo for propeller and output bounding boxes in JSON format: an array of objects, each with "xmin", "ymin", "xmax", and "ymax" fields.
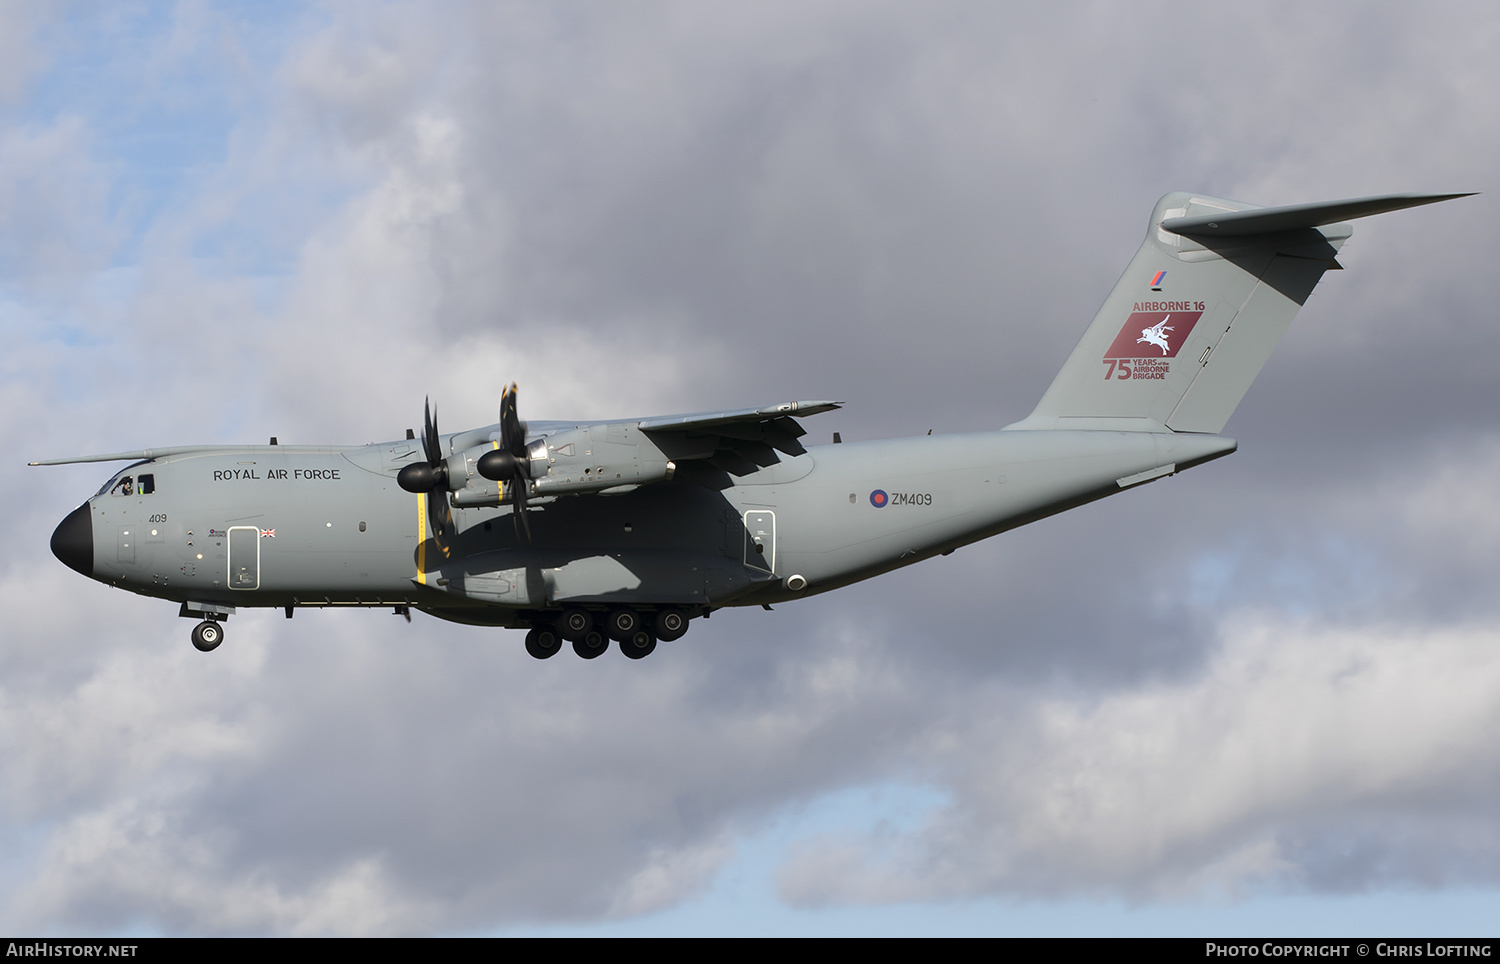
[
  {"xmin": 477, "ymin": 383, "xmax": 532, "ymax": 541},
  {"xmin": 396, "ymin": 398, "xmax": 455, "ymax": 556}
]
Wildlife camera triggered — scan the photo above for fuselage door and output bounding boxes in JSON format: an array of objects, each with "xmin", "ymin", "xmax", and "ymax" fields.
[
  {"xmin": 228, "ymin": 525, "xmax": 260, "ymax": 590},
  {"xmin": 743, "ymin": 510, "xmax": 776, "ymax": 574}
]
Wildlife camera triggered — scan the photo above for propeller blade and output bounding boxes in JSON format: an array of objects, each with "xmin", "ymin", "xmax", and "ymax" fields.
[
  {"xmin": 500, "ymin": 384, "xmax": 524, "ymax": 455},
  {"xmin": 513, "ymin": 477, "xmax": 531, "ymax": 543},
  {"xmin": 427, "ymin": 488, "xmax": 453, "ymax": 558},
  {"xmin": 423, "ymin": 397, "xmax": 442, "ymax": 468},
  {"xmin": 399, "ymin": 396, "xmax": 452, "ymax": 494},
  {"xmin": 496, "ymin": 383, "xmax": 532, "ymax": 541}
]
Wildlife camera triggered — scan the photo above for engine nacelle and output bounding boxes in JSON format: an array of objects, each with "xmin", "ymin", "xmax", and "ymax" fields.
[
  {"xmin": 531, "ymin": 424, "xmax": 674, "ymax": 497},
  {"xmin": 449, "ymin": 439, "xmax": 545, "ymax": 507},
  {"xmin": 448, "ymin": 424, "xmax": 676, "ymax": 506}
]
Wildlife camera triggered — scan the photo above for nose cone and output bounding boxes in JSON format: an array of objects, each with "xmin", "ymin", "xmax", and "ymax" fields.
[{"xmin": 51, "ymin": 503, "xmax": 94, "ymax": 577}]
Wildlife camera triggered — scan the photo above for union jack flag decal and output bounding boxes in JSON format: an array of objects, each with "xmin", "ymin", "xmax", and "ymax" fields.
[{"xmin": 260, "ymin": 528, "xmax": 275, "ymax": 538}]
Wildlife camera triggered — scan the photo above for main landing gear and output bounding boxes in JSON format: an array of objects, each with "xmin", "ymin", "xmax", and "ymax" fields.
[
  {"xmin": 191, "ymin": 620, "xmax": 224, "ymax": 652},
  {"xmin": 618, "ymin": 628, "xmax": 656, "ymax": 659},
  {"xmin": 524, "ymin": 625, "xmax": 562, "ymax": 659},
  {"xmin": 524, "ymin": 606, "xmax": 692, "ymax": 660},
  {"xmin": 572, "ymin": 629, "xmax": 609, "ymax": 659}
]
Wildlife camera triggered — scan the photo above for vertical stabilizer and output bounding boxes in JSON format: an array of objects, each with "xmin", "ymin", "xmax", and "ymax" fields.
[{"xmin": 1007, "ymin": 192, "xmax": 1469, "ymax": 434}]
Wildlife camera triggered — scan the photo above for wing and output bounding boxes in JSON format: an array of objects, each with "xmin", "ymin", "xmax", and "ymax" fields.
[
  {"xmin": 637, "ymin": 399, "xmax": 841, "ymax": 476},
  {"xmin": 635, "ymin": 399, "xmax": 842, "ymax": 433},
  {"xmin": 29, "ymin": 444, "xmax": 344, "ymax": 466}
]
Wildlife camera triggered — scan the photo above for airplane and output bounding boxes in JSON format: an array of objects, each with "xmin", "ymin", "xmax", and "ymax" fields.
[{"xmin": 33, "ymin": 190, "xmax": 1470, "ymax": 660}]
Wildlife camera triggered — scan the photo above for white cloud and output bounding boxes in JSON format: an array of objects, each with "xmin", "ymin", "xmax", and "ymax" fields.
[
  {"xmin": 15, "ymin": 804, "xmax": 436, "ymax": 936},
  {"xmin": 0, "ymin": 117, "xmax": 117, "ymax": 286},
  {"xmin": 781, "ymin": 615, "xmax": 1500, "ymax": 904},
  {"xmin": 0, "ymin": 0, "xmax": 47, "ymax": 104},
  {"xmin": 606, "ymin": 837, "xmax": 735, "ymax": 919}
]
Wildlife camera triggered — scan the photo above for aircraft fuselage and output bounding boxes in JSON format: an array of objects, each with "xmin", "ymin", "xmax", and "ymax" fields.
[{"xmin": 56, "ymin": 428, "xmax": 1236, "ymax": 628}]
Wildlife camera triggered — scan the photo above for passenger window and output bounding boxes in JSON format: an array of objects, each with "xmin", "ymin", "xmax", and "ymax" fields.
[{"xmin": 138, "ymin": 474, "xmax": 155, "ymax": 495}]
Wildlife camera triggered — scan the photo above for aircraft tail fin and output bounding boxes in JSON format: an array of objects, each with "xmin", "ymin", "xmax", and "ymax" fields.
[{"xmin": 1007, "ymin": 192, "xmax": 1471, "ymax": 434}]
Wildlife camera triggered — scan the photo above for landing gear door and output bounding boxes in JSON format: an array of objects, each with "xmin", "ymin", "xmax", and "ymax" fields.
[
  {"xmin": 228, "ymin": 525, "xmax": 260, "ymax": 590},
  {"xmin": 743, "ymin": 510, "xmax": 775, "ymax": 574}
]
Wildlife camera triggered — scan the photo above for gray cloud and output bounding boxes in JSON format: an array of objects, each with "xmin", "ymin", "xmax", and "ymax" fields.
[{"xmin": 4, "ymin": 1, "xmax": 1499, "ymax": 934}]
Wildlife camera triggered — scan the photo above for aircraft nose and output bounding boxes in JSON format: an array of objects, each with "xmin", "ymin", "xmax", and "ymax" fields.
[{"xmin": 51, "ymin": 503, "xmax": 94, "ymax": 577}]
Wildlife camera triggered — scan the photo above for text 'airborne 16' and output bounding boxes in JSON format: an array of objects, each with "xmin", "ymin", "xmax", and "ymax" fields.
[{"xmin": 35, "ymin": 191, "xmax": 1470, "ymax": 659}]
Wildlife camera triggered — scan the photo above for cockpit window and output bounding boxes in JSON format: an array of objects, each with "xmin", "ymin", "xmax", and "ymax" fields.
[{"xmin": 95, "ymin": 462, "xmax": 156, "ymax": 498}]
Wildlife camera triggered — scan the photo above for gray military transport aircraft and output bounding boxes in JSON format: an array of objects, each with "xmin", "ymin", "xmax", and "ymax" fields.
[{"xmin": 35, "ymin": 191, "xmax": 1468, "ymax": 659}]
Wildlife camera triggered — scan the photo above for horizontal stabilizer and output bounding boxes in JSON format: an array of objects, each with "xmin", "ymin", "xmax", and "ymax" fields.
[{"xmin": 1162, "ymin": 193, "xmax": 1473, "ymax": 237}]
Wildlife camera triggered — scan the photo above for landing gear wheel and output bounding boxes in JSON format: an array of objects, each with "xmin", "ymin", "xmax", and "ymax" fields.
[
  {"xmin": 191, "ymin": 620, "xmax": 223, "ymax": 652},
  {"xmin": 606, "ymin": 608, "xmax": 641, "ymax": 641},
  {"xmin": 573, "ymin": 629, "xmax": 608, "ymax": 659},
  {"xmin": 557, "ymin": 606, "xmax": 593, "ymax": 642},
  {"xmin": 525, "ymin": 625, "xmax": 562, "ymax": 659},
  {"xmin": 654, "ymin": 607, "xmax": 689, "ymax": 642},
  {"xmin": 619, "ymin": 628, "xmax": 657, "ymax": 659}
]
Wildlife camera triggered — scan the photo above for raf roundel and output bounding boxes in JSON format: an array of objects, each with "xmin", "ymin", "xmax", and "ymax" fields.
[{"xmin": 870, "ymin": 489, "xmax": 889, "ymax": 508}]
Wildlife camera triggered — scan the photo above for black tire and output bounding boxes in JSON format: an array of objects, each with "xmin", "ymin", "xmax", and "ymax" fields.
[
  {"xmin": 620, "ymin": 628, "xmax": 657, "ymax": 659},
  {"xmin": 605, "ymin": 608, "xmax": 641, "ymax": 641},
  {"xmin": 573, "ymin": 629, "xmax": 608, "ymax": 659},
  {"xmin": 654, "ymin": 607, "xmax": 689, "ymax": 642},
  {"xmin": 191, "ymin": 620, "xmax": 223, "ymax": 652},
  {"xmin": 525, "ymin": 626, "xmax": 561, "ymax": 659},
  {"xmin": 557, "ymin": 606, "xmax": 593, "ymax": 642}
]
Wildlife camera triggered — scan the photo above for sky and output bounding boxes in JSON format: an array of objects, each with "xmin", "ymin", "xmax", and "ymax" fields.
[{"xmin": 1, "ymin": 0, "xmax": 1498, "ymax": 937}]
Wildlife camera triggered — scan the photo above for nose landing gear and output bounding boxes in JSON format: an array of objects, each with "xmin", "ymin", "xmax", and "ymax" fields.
[
  {"xmin": 180, "ymin": 602, "xmax": 234, "ymax": 653},
  {"xmin": 191, "ymin": 620, "xmax": 223, "ymax": 652}
]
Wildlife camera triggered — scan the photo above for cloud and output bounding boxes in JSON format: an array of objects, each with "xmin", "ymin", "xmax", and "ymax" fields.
[
  {"xmin": 3, "ymin": 0, "xmax": 1499, "ymax": 935},
  {"xmin": 0, "ymin": 117, "xmax": 117, "ymax": 286},
  {"xmin": 0, "ymin": 0, "xmax": 47, "ymax": 105},
  {"xmin": 780, "ymin": 614, "xmax": 1500, "ymax": 905}
]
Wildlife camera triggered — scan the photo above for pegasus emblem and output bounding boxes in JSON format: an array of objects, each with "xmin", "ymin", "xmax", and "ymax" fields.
[{"xmin": 1136, "ymin": 315, "xmax": 1174, "ymax": 355}]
